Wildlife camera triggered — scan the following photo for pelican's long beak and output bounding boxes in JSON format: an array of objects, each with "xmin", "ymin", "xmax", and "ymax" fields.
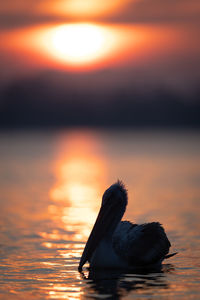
[{"xmin": 78, "ymin": 200, "xmax": 119, "ymax": 271}]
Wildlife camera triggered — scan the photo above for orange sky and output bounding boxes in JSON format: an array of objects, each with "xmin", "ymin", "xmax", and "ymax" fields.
[{"xmin": 0, "ymin": 0, "xmax": 199, "ymax": 94}]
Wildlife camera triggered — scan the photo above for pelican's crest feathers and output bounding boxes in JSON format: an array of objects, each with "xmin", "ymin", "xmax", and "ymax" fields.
[{"xmin": 103, "ymin": 180, "xmax": 128, "ymax": 203}]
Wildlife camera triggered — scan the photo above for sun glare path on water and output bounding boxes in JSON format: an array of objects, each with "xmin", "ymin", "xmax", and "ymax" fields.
[
  {"xmin": 45, "ymin": 23, "xmax": 115, "ymax": 65},
  {"xmin": 48, "ymin": 132, "xmax": 106, "ymax": 244}
]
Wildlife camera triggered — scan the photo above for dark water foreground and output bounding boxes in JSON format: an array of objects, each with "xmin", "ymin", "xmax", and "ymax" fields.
[{"xmin": 0, "ymin": 129, "xmax": 200, "ymax": 299}]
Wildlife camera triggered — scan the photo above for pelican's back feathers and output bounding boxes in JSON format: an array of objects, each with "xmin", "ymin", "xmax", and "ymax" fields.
[{"xmin": 113, "ymin": 221, "xmax": 171, "ymax": 266}]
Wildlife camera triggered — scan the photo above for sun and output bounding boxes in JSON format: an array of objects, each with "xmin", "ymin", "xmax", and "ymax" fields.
[{"xmin": 49, "ymin": 23, "xmax": 108, "ymax": 64}]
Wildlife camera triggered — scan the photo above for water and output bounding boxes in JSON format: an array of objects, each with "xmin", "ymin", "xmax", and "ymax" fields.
[{"xmin": 0, "ymin": 129, "xmax": 200, "ymax": 299}]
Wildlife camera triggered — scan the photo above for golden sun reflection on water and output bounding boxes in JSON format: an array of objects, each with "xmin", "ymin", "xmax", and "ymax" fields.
[
  {"xmin": 37, "ymin": 132, "xmax": 107, "ymax": 299},
  {"xmin": 49, "ymin": 131, "xmax": 106, "ymax": 242},
  {"xmin": 49, "ymin": 285, "xmax": 83, "ymax": 300}
]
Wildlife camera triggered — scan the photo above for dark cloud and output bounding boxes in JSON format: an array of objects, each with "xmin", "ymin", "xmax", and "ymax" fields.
[
  {"xmin": 117, "ymin": 0, "xmax": 200, "ymax": 24},
  {"xmin": 0, "ymin": 0, "xmax": 200, "ymax": 29},
  {"xmin": 0, "ymin": 13, "xmax": 63, "ymax": 30}
]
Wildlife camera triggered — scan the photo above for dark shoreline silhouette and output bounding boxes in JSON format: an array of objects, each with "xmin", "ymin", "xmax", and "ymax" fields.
[{"xmin": 1, "ymin": 72, "xmax": 200, "ymax": 128}]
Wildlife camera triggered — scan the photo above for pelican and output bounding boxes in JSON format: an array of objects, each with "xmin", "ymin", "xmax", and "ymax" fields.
[{"xmin": 78, "ymin": 181, "xmax": 177, "ymax": 271}]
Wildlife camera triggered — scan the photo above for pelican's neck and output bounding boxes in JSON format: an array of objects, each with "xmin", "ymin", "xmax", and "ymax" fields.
[{"xmin": 105, "ymin": 206, "xmax": 125, "ymax": 239}]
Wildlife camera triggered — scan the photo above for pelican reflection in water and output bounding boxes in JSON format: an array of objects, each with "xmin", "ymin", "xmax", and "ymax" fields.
[
  {"xmin": 81, "ymin": 265, "xmax": 174, "ymax": 298},
  {"xmin": 79, "ymin": 181, "xmax": 176, "ymax": 271}
]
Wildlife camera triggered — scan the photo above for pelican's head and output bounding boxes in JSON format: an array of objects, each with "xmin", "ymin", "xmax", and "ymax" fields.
[
  {"xmin": 78, "ymin": 181, "xmax": 128, "ymax": 271},
  {"xmin": 102, "ymin": 180, "xmax": 128, "ymax": 210}
]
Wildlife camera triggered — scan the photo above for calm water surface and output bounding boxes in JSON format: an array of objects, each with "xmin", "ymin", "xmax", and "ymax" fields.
[{"xmin": 0, "ymin": 129, "xmax": 200, "ymax": 299}]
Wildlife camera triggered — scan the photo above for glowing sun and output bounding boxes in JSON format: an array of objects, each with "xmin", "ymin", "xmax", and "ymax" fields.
[{"xmin": 50, "ymin": 23, "xmax": 109, "ymax": 64}]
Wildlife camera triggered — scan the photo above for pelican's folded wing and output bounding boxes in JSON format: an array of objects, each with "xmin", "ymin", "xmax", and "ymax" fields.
[{"xmin": 113, "ymin": 221, "xmax": 171, "ymax": 266}]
